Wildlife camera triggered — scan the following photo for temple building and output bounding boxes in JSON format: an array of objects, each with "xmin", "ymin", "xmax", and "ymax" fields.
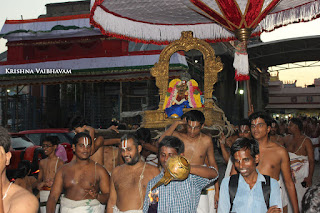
[
  {"xmin": 267, "ymin": 74, "xmax": 320, "ymax": 119},
  {"xmin": 0, "ymin": 0, "xmax": 188, "ymax": 130},
  {"xmin": 0, "ymin": 0, "xmax": 268, "ymax": 130}
]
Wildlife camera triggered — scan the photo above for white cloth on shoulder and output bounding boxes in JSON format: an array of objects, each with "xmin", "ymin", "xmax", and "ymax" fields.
[
  {"xmin": 146, "ymin": 154, "xmax": 158, "ymax": 167},
  {"xmin": 288, "ymin": 152, "xmax": 309, "ymax": 212},
  {"xmin": 60, "ymin": 196, "xmax": 104, "ymax": 213},
  {"xmin": 40, "ymin": 190, "xmax": 60, "ymax": 213},
  {"xmin": 112, "ymin": 206, "xmax": 143, "ymax": 213}
]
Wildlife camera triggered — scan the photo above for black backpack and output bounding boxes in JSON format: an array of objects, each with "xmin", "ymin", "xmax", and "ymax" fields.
[{"xmin": 229, "ymin": 174, "xmax": 271, "ymax": 211}]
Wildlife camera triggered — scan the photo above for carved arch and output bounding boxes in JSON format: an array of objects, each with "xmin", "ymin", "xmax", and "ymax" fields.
[{"xmin": 150, "ymin": 31, "xmax": 223, "ymax": 110}]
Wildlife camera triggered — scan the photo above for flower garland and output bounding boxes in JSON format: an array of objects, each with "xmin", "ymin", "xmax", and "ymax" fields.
[
  {"xmin": 163, "ymin": 79, "xmax": 204, "ymax": 110},
  {"xmin": 188, "ymin": 81, "xmax": 196, "ymax": 108}
]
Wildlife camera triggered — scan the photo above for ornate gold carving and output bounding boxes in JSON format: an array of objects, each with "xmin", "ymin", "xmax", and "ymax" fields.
[{"xmin": 144, "ymin": 31, "xmax": 225, "ymax": 128}]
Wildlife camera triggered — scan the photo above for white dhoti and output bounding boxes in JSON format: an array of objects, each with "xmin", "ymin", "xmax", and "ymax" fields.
[
  {"xmin": 112, "ymin": 206, "xmax": 143, "ymax": 213},
  {"xmin": 40, "ymin": 190, "xmax": 60, "ymax": 213},
  {"xmin": 60, "ymin": 196, "xmax": 104, "ymax": 213},
  {"xmin": 288, "ymin": 152, "xmax": 309, "ymax": 212},
  {"xmin": 197, "ymin": 185, "xmax": 216, "ymax": 213}
]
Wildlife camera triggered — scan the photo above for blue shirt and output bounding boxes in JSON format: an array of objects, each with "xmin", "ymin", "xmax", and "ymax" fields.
[
  {"xmin": 143, "ymin": 171, "xmax": 217, "ymax": 213},
  {"xmin": 218, "ymin": 171, "xmax": 282, "ymax": 213}
]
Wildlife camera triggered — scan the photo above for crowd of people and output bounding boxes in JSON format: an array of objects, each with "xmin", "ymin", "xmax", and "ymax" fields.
[{"xmin": 0, "ymin": 110, "xmax": 319, "ymax": 212}]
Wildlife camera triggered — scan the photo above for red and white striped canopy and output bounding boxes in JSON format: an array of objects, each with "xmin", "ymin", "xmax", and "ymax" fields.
[{"xmin": 90, "ymin": 0, "xmax": 320, "ymax": 44}]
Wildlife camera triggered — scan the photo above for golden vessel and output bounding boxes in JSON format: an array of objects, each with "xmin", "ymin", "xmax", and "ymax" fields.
[{"xmin": 151, "ymin": 155, "xmax": 190, "ymax": 191}]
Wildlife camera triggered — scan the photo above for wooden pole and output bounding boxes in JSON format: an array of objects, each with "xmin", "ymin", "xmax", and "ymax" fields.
[{"xmin": 246, "ymin": 79, "xmax": 253, "ymax": 116}]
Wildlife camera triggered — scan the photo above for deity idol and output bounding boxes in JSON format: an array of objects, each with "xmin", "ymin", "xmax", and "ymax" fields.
[{"xmin": 163, "ymin": 76, "xmax": 203, "ymax": 118}]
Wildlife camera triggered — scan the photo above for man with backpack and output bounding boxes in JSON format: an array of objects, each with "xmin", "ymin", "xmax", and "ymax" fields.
[{"xmin": 218, "ymin": 138, "xmax": 282, "ymax": 213}]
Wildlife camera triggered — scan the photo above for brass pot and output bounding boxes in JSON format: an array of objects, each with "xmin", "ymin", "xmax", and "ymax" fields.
[{"xmin": 151, "ymin": 155, "xmax": 190, "ymax": 191}]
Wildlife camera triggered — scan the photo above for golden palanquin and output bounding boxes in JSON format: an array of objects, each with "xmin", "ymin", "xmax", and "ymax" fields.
[{"xmin": 142, "ymin": 31, "xmax": 225, "ymax": 128}]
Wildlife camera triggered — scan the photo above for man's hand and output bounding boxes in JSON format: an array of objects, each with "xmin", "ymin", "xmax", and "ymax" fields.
[
  {"xmin": 83, "ymin": 125, "xmax": 95, "ymax": 133},
  {"xmin": 176, "ymin": 119, "xmax": 187, "ymax": 126},
  {"xmin": 37, "ymin": 182, "xmax": 45, "ymax": 190},
  {"xmin": 107, "ymin": 125, "xmax": 119, "ymax": 134},
  {"xmin": 86, "ymin": 187, "xmax": 98, "ymax": 199},
  {"xmin": 45, "ymin": 179, "xmax": 54, "ymax": 188},
  {"xmin": 267, "ymin": 206, "xmax": 282, "ymax": 213},
  {"xmin": 214, "ymin": 191, "xmax": 219, "ymax": 209},
  {"xmin": 248, "ymin": 104, "xmax": 254, "ymax": 117},
  {"xmin": 219, "ymin": 133, "xmax": 226, "ymax": 145},
  {"xmin": 303, "ymin": 176, "xmax": 312, "ymax": 187}
]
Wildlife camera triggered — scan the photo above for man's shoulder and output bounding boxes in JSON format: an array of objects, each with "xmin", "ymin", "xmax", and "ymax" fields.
[
  {"xmin": 267, "ymin": 141, "xmax": 287, "ymax": 152},
  {"xmin": 11, "ymin": 184, "xmax": 38, "ymax": 204},
  {"xmin": 95, "ymin": 162, "xmax": 109, "ymax": 174},
  {"xmin": 173, "ymin": 131, "xmax": 184, "ymax": 139},
  {"xmin": 58, "ymin": 161, "xmax": 75, "ymax": 173},
  {"xmin": 273, "ymin": 143, "xmax": 289, "ymax": 157},
  {"xmin": 145, "ymin": 164, "xmax": 160, "ymax": 174}
]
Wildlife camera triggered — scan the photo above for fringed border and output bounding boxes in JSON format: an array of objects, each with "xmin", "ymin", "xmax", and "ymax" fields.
[
  {"xmin": 90, "ymin": 5, "xmax": 242, "ymax": 44},
  {"xmin": 259, "ymin": 0, "xmax": 320, "ymax": 32},
  {"xmin": 90, "ymin": 0, "xmax": 320, "ymax": 44}
]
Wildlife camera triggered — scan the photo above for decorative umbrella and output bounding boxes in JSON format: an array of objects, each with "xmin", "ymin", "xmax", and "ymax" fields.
[
  {"xmin": 90, "ymin": 0, "xmax": 319, "ymax": 80},
  {"xmin": 90, "ymin": 0, "xmax": 319, "ymax": 44},
  {"xmin": 90, "ymin": 0, "xmax": 320, "ymax": 112}
]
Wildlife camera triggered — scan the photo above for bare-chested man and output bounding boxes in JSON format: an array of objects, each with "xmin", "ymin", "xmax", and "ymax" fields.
[
  {"xmin": 107, "ymin": 134, "xmax": 159, "ymax": 213},
  {"xmin": 220, "ymin": 119, "xmax": 250, "ymax": 177},
  {"xmin": 37, "ymin": 136, "xmax": 64, "ymax": 213},
  {"xmin": 159, "ymin": 110, "xmax": 219, "ymax": 213},
  {"xmin": 70, "ymin": 116, "xmax": 104, "ymax": 165},
  {"xmin": 284, "ymin": 118, "xmax": 314, "ymax": 211},
  {"xmin": 248, "ymin": 112, "xmax": 299, "ymax": 213},
  {"xmin": 47, "ymin": 132, "xmax": 110, "ymax": 213},
  {"xmin": 270, "ymin": 120, "xmax": 285, "ymax": 146},
  {"xmin": 0, "ymin": 126, "xmax": 38, "ymax": 213}
]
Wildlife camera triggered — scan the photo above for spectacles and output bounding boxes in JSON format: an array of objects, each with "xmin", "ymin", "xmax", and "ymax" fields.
[{"xmin": 42, "ymin": 145, "xmax": 53, "ymax": 149}]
